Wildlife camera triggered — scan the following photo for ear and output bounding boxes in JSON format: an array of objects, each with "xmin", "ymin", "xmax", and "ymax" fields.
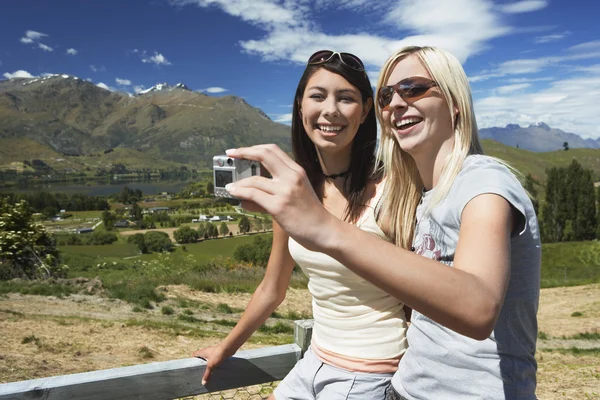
[{"xmin": 361, "ymin": 97, "xmax": 373, "ymax": 124}]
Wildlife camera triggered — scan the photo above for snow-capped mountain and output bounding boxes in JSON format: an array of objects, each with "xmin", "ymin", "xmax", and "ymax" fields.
[{"xmin": 137, "ymin": 82, "xmax": 191, "ymax": 95}]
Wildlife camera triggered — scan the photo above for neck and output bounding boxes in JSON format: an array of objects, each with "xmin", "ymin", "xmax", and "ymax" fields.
[
  {"xmin": 316, "ymin": 147, "xmax": 352, "ymax": 179},
  {"xmin": 411, "ymin": 137, "xmax": 455, "ymax": 190}
]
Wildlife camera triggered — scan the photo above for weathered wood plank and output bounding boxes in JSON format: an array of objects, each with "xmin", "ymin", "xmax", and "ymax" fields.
[
  {"xmin": 0, "ymin": 344, "xmax": 301, "ymax": 400},
  {"xmin": 294, "ymin": 319, "xmax": 314, "ymax": 357}
]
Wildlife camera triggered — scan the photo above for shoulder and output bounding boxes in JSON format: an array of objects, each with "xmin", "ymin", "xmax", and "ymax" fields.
[{"xmin": 450, "ymin": 155, "xmax": 534, "ymax": 234}]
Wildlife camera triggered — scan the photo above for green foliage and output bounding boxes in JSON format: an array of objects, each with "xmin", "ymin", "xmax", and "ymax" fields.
[
  {"xmin": 541, "ymin": 161, "xmax": 597, "ymax": 242},
  {"xmin": 233, "ymin": 235, "xmax": 272, "ymax": 266},
  {"xmin": 144, "ymin": 231, "xmax": 173, "ymax": 252},
  {"xmin": 161, "ymin": 306, "xmax": 175, "ymax": 315},
  {"xmin": 219, "ymin": 222, "xmax": 229, "ymax": 236},
  {"xmin": 0, "ymin": 280, "xmax": 76, "ymax": 297},
  {"xmin": 523, "ymin": 174, "xmax": 540, "ymax": 216},
  {"xmin": 571, "ymin": 311, "xmax": 583, "ymax": 317},
  {"xmin": 0, "ymin": 191, "xmax": 109, "ymax": 213},
  {"xmin": 85, "ymin": 231, "xmax": 118, "ymax": 245},
  {"xmin": 107, "ymin": 279, "xmax": 166, "ymax": 307},
  {"xmin": 113, "ymin": 186, "xmax": 143, "ymax": 205},
  {"xmin": 258, "ymin": 322, "xmax": 294, "ymax": 334},
  {"xmin": 197, "ymin": 222, "xmax": 207, "ymax": 239},
  {"xmin": 173, "ymin": 226, "xmax": 199, "ymax": 244},
  {"xmin": 238, "ymin": 216, "xmax": 251, "ymax": 234},
  {"xmin": 0, "ymin": 198, "xmax": 66, "ymax": 280},
  {"xmin": 138, "ymin": 346, "xmax": 155, "ymax": 359},
  {"xmin": 541, "ymin": 240, "xmax": 600, "ymax": 287},
  {"xmin": 206, "ymin": 223, "xmax": 218, "ymax": 238},
  {"xmin": 101, "ymin": 210, "xmax": 116, "ymax": 231},
  {"xmin": 216, "ymin": 303, "xmax": 233, "ymax": 314},
  {"xmin": 126, "ymin": 233, "xmax": 148, "ymax": 253}
]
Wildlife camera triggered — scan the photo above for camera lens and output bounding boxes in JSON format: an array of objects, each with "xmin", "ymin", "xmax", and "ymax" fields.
[{"xmin": 227, "ymin": 158, "xmax": 234, "ymax": 166}]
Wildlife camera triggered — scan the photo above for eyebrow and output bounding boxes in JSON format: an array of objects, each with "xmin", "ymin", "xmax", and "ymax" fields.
[{"xmin": 307, "ymin": 86, "xmax": 359, "ymax": 95}]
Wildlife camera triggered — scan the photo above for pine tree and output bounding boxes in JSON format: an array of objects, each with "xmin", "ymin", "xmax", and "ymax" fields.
[
  {"xmin": 523, "ymin": 174, "xmax": 540, "ymax": 216},
  {"xmin": 574, "ymin": 169, "xmax": 597, "ymax": 240}
]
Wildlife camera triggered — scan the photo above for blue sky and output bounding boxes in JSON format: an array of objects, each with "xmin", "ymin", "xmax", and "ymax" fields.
[{"xmin": 1, "ymin": 0, "xmax": 599, "ymax": 138}]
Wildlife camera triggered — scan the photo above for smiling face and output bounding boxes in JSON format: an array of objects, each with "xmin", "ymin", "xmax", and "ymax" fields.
[
  {"xmin": 381, "ymin": 55, "xmax": 455, "ymax": 158},
  {"xmin": 299, "ymin": 68, "xmax": 371, "ymax": 157}
]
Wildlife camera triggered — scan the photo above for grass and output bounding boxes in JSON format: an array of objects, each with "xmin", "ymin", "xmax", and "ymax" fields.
[
  {"xmin": 540, "ymin": 347, "xmax": 600, "ymax": 356},
  {"xmin": 0, "ymin": 281, "xmax": 77, "ymax": 298},
  {"xmin": 540, "ymin": 241, "xmax": 600, "ymax": 288},
  {"xmin": 258, "ymin": 322, "xmax": 294, "ymax": 334},
  {"xmin": 561, "ymin": 332, "xmax": 600, "ymax": 340}
]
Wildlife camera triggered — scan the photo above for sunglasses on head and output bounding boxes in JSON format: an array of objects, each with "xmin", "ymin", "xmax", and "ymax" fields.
[
  {"xmin": 307, "ymin": 50, "xmax": 365, "ymax": 72},
  {"xmin": 378, "ymin": 76, "xmax": 438, "ymax": 108}
]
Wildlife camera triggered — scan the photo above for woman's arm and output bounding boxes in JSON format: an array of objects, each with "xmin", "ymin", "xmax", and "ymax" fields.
[
  {"xmin": 192, "ymin": 219, "xmax": 297, "ymax": 383},
  {"xmin": 225, "ymin": 145, "xmax": 514, "ymax": 340}
]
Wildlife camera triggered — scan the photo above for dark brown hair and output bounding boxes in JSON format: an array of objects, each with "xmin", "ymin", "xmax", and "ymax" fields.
[{"xmin": 291, "ymin": 56, "xmax": 380, "ymax": 223}]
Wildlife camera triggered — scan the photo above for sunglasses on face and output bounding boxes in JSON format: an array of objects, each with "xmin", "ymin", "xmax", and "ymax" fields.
[
  {"xmin": 307, "ymin": 50, "xmax": 365, "ymax": 72},
  {"xmin": 378, "ymin": 76, "xmax": 438, "ymax": 108}
]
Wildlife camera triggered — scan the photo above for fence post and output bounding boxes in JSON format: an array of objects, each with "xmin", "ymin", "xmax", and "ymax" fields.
[{"xmin": 294, "ymin": 319, "xmax": 314, "ymax": 358}]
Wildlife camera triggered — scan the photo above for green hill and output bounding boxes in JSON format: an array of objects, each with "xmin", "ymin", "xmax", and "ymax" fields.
[{"xmin": 483, "ymin": 139, "xmax": 600, "ymax": 183}]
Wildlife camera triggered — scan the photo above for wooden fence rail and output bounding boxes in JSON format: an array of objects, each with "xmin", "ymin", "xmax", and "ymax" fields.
[{"xmin": 0, "ymin": 320, "xmax": 314, "ymax": 400}]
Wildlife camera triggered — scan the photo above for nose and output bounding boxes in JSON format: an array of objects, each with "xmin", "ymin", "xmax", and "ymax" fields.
[
  {"xmin": 323, "ymin": 97, "xmax": 340, "ymax": 117},
  {"xmin": 388, "ymin": 90, "xmax": 408, "ymax": 110}
]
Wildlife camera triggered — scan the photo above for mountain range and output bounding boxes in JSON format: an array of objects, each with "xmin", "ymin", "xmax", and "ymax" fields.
[
  {"xmin": 0, "ymin": 75, "xmax": 290, "ymax": 171},
  {"xmin": 1, "ymin": 74, "xmax": 599, "ymax": 175},
  {"xmin": 479, "ymin": 122, "xmax": 600, "ymax": 152}
]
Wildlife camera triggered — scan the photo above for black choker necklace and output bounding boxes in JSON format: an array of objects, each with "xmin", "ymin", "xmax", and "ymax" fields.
[{"xmin": 323, "ymin": 170, "xmax": 350, "ymax": 179}]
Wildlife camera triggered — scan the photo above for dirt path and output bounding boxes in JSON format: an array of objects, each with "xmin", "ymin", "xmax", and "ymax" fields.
[{"xmin": 1, "ymin": 285, "xmax": 598, "ymax": 399}]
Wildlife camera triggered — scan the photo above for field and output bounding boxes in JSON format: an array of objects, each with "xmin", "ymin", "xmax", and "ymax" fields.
[
  {"xmin": 1, "ymin": 284, "xmax": 598, "ymax": 399},
  {"xmin": 1, "ymin": 230, "xmax": 600, "ymax": 398}
]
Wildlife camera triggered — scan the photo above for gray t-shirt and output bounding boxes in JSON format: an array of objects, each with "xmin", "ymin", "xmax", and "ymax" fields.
[{"xmin": 392, "ymin": 155, "xmax": 541, "ymax": 399}]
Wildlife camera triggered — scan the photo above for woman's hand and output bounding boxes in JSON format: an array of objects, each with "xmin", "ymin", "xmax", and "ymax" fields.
[
  {"xmin": 192, "ymin": 345, "xmax": 232, "ymax": 385},
  {"xmin": 225, "ymin": 145, "xmax": 336, "ymax": 252}
]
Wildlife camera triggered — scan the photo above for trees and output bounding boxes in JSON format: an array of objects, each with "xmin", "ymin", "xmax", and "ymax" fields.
[
  {"xmin": 126, "ymin": 233, "xmax": 148, "ymax": 254},
  {"xmin": 563, "ymin": 141, "xmax": 569, "ymax": 151},
  {"xmin": 238, "ymin": 216, "xmax": 251, "ymax": 234},
  {"xmin": 144, "ymin": 231, "xmax": 173, "ymax": 252},
  {"xmin": 219, "ymin": 222, "xmax": 230, "ymax": 236},
  {"xmin": 233, "ymin": 236, "xmax": 273, "ymax": 266},
  {"xmin": 101, "ymin": 210, "xmax": 116, "ymax": 231},
  {"xmin": 0, "ymin": 199, "xmax": 65, "ymax": 280},
  {"xmin": 523, "ymin": 174, "xmax": 539, "ymax": 216},
  {"xmin": 206, "ymin": 223, "xmax": 219, "ymax": 239},
  {"xmin": 541, "ymin": 160, "xmax": 596, "ymax": 242},
  {"xmin": 173, "ymin": 226, "xmax": 199, "ymax": 244}
]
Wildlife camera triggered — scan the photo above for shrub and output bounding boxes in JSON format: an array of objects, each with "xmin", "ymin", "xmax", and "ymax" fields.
[{"xmin": 144, "ymin": 231, "xmax": 173, "ymax": 253}]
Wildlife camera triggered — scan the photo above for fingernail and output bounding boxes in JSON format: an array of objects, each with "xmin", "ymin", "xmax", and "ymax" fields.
[
  {"xmin": 202, "ymin": 380, "xmax": 206, "ymax": 386},
  {"xmin": 225, "ymin": 148, "xmax": 236, "ymax": 155},
  {"xmin": 225, "ymin": 183, "xmax": 235, "ymax": 192}
]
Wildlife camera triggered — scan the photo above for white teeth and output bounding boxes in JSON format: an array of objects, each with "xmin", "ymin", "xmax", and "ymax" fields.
[
  {"xmin": 319, "ymin": 125, "xmax": 343, "ymax": 132},
  {"xmin": 395, "ymin": 117, "xmax": 422, "ymax": 128}
]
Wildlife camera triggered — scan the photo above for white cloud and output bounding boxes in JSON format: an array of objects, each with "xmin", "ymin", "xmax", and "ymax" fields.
[
  {"xmin": 273, "ymin": 113, "xmax": 293, "ymax": 124},
  {"xmin": 66, "ymin": 48, "xmax": 78, "ymax": 55},
  {"xmin": 534, "ymin": 31, "xmax": 570, "ymax": 44},
  {"xmin": 20, "ymin": 30, "xmax": 48, "ymax": 44},
  {"xmin": 170, "ymin": 0, "xmax": 304, "ymax": 29},
  {"xmin": 3, "ymin": 70, "xmax": 36, "ymax": 79},
  {"xmin": 96, "ymin": 82, "xmax": 111, "ymax": 91},
  {"xmin": 141, "ymin": 52, "xmax": 172, "ymax": 66},
  {"xmin": 568, "ymin": 40, "xmax": 600, "ymax": 53},
  {"xmin": 38, "ymin": 43, "xmax": 53, "ymax": 52},
  {"xmin": 475, "ymin": 68, "xmax": 600, "ymax": 138},
  {"xmin": 499, "ymin": 1, "xmax": 547, "ymax": 14},
  {"xmin": 90, "ymin": 65, "xmax": 106, "ymax": 73},
  {"xmin": 174, "ymin": 0, "xmax": 511, "ymax": 70},
  {"xmin": 116, "ymin": 78, "xmax": 132, "ymax": 86},
  {"xmin": 495, "ymin": 83, "xmax": 531, "ymax": 94},
  {"xmin": 199, "ymin": 87, "xmax": 228, "ymax": 93}
]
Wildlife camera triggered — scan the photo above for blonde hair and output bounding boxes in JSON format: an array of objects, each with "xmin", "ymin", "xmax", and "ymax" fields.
[{"xmin": 374, "ymin": 46, "xmax": 484, "ymax": 248}]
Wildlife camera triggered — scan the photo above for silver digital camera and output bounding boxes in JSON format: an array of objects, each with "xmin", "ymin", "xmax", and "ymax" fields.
[{"xmin": 213, "ymin": 155, "xmax": 261, "ymax": 198}]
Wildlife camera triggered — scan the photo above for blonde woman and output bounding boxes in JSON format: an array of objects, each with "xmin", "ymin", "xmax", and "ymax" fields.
[{"xmin": 226, "ymin": 45, "xmax": 541, "ymax": 399}]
